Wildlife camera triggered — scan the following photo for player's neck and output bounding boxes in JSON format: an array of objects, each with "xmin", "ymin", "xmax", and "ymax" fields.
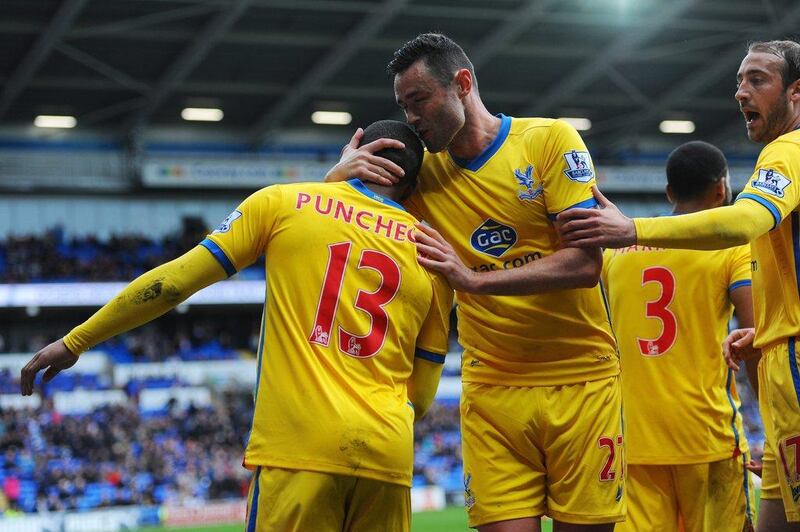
[
  {"xmin": 362, "ymin": 182, "xmax": 405, "ymax": 204},
  {"xmin": 788, "ymin": 113, "xmax": 800, "ymax": 134},
  {"xmin": 448, "ymin": 100, "xmax": 500, "ymax": 161},
  {"xmin": 672, "ymin": 201, "xmax": 713, "ymax": 215}
]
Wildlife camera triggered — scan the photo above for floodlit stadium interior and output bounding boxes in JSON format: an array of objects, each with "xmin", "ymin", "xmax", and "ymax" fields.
[{"xmin": 0, "ymin": 0, "xmax": 796, "ymax": 530}]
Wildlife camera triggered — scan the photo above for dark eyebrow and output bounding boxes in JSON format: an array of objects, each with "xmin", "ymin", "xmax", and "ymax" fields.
[
  {"xmin": 740, "ymin": 67, "xmax": 772, "ymax": 79},
  {"xmin": 396, "ymin": 89, "xmax": 419, "ymax": 105}
]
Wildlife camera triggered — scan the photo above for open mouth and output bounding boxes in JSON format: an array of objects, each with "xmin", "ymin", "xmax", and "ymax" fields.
[{"xmin": 743, "ymin": 110, "xmax": 760, "ymax": 126}]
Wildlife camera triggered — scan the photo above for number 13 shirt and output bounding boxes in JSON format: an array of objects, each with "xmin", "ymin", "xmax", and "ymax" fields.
[
  {"xmin": 203, "ymin": 180, "xmax": 451, "ymax": 486},
  {"xmin": 602, "ymin": 245, "xmax": 751, "ymax": 463}
]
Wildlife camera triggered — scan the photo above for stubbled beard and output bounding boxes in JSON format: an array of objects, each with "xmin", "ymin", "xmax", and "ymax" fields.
[{"xmin": 759, "ymin": 93, "xmax": 790, "ymax": 142}]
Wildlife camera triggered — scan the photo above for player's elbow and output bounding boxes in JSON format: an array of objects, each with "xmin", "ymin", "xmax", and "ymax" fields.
[
  {"xmin": 411, "ymin": 401, "xmax": 431, "ymax": 420},
  {"xmin": 724, "ymin": 228, "xmax": 754, "ymax": 247},
  {"xmin": 573, "ymin": 258, "xmax": 602, "ymax": 288}
]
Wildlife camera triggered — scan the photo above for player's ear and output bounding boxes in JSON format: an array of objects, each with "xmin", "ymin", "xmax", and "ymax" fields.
[
  {"xmin": 789, "ymin": 78, "xmax": 800, "ymax": 103},
  {"xmin": 665, "ymin": 184, "xmax": 675, "ymax": 205},
  {"xmin": 454, "ymin": 69, "xmax": 472, "ymax": 98},
  {"xmin": 714, "ymin": 179, "xmax": 727, "ymax": 202}
]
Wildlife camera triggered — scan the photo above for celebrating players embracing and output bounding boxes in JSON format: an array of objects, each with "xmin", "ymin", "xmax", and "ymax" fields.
[
  {"xmin": 20, "ymin": 120, "xmax": 452, "ymax": 532},
  {"xmin": 329, "ymin": 33, "xmax": 622, "ymax": 531}
]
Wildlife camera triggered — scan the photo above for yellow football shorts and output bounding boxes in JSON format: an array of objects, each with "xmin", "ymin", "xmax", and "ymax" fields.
[
  {"xmin": 758, "ymin": 337, "xmax": 800, "ymax": 522},
  {"xmin": 244, "ymin": 466, "xmax": 411, "ymax": 532},
  {"xmin": 460, "ymin": 375, "xmax": 625, "ymax": 527},
  {"xmin": 616, "ymin": 458, "xmax": 755, "ymax": 532}
]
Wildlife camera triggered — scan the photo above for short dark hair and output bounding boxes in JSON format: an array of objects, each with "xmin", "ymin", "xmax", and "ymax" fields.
[
  {"xmin": 359, "ymin": 120, "xmax": 423, "ymax": 189},
  {"xmin": 387, "ymin": 32, "xmax": 475, "ymax": 87},
  {"xmin": 666, "ymin": 141, "xmax": 728, "ymax": 202},
  {"xmin": 748, "ymin": 39, "xmax": 800, "ymax": 88}
]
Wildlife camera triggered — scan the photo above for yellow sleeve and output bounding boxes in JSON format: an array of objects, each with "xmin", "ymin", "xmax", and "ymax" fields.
[
  {"xmin": 633, "ymin": 200, "xmax": 774, "ymax": 250},
  {"xmin": 539, "ymin": 119, "xmax": 598, "ymax": 219},
  {"xmin": 204, "ymin": 186, "xmax": 283, "ymax": 274},
  {"xmin": 408, "ymin": 272, "xmax": 453, "ymax": 418},
  {"xmin": 414, "ymin": 272, "xmax": 452, "ymax": 357},
  {"xmin": 737, "ymin": 139, "xmax": 800, "ymax": 227},
  {"xmin": 727, "ymin": 245, "xmax": 752, "ymax": 293},
  {"xmin": 63, "ymin": 246, "xmax": 227, "ymax": 355}
]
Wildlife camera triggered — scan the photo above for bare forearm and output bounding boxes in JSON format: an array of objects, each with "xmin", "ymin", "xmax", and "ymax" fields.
[
  {"xmin": 64, "ymin": 246, "xmax": 226, "ymax": 354},
  {"xmin": 469, "ymin": 247, "xmax": 601, "ymax": 296}
]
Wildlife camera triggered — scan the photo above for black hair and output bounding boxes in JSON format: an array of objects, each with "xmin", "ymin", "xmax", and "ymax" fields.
[
  {"xmin": 666, "ymin": 141, "xmax": 728, "ymax": 202},
  {"xmin": 359, "ymin": 120, "xmax": 424, "ymax": 189},
  {"xmin": 748, "ymin": 40, "xmax": 800, "ymax": 89},
  {"xmin": 387, "ymin": 32, "xmax": 475, "ymax": 87}
]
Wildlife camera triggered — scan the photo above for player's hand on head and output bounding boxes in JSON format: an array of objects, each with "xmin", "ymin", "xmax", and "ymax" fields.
[
  {"xmin": 20, "ymin": 339, "xmax": 79, "ymax": 396},
  {"xmin": 323, "ymin": 128, "xmax": 406, "ymax": 186},
  {"xmin": 722, "ymin": 327, "xmax": 759, "ymax": 371},
  {"xmin": 413, "ymin": 223, "xmax": 479, "ymax": 292},
  {"xmin": 556, "ymin": 186, "xmax": 636, "ymax": 249}
]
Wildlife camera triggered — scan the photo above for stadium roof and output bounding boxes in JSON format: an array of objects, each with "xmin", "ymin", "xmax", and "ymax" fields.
[{"xmin": 2, "ymin": 0, "xmax": 799, "ymax": 153}]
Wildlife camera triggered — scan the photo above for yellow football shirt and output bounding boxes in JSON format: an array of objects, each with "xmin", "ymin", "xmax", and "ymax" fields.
[
  {"xmin": 603, "ymin": 244, "xmax": 751, "ymax": 463},
  {"xmin": 406, "ymin": 115, "xmax": 617, "ymax": 386},
  {"xmin": 735, "ymin": 129, "xmax": 800, "ymax": 349},
  {"xmin": 204, "ymin": 180, "xmax": 451, "ymax": 487}
]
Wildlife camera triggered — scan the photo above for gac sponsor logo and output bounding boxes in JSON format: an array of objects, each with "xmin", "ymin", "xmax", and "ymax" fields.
[{"xmin": 470, "ymin": 219, "xmax": 517, "ymax": 257}]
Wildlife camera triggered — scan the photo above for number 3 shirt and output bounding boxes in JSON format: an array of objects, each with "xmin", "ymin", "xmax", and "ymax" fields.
[
  {"xmin": 203, "ymin": 179, "xmax": 451, "ymax": 486},
  {"xmin": 601, "ymin": 244, "xmax": 751, "ymax": 464}
]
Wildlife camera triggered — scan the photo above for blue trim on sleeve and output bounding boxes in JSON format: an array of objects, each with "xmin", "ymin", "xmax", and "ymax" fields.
[
  {"xmin": 415, "ymin": 348, "xmax": 446, "ymax": 364},
  {"xmin": 452, "ymin": 114, "xmax": 511, "ymax": 171},
  {"xmin": 200, "ymin": 238, "xmax": 237, "ymax": 277},
  {"xmin": 728, "ymin": 280, "xmax": 752, "ymax": 292},
  {"xmin": 548, "ymin": 197, "xmax": 599, "ymax": 221},
  {"xmin": 346, "ymin": 178, "xmax": 406, "ymax": 212},
  {"xmin": 246, "ymin": 466, "xmax": 261, "ymax": 532},
  {"xmin": 788, "ymin": 338, "xmax": 800, "ymax": 409},
  {"xmin": 736, "ymin": 193, "xmax": 781, "ymax": 229}
]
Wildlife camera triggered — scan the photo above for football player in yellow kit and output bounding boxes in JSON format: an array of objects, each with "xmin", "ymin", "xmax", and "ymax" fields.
[
  {"xmin": 557, "ymin": 40, "xmax": 800, "ymax": 531},
  {"xmin": 329, "ymin": 33, "xmax": 621, "ymax": 532},
  {"xmin": 20, "ymin": 121, "xmax": 452, "ymax": 532},
  {"xmin": 603, "ymin": 141, "xmax": 756, "ymax": 532}
]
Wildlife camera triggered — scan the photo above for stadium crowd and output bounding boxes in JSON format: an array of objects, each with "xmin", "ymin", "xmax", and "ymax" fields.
[
  {"xmin": 0, "ymin": 230, "xmax": 769, "ymax": 517},
  {"xmin": 2, "ymin": 317, "xmax": 259, "ymax": 364},
  {"xmin": 0, "ymin": 394, "xmax": 253, "ymax": 514},
  {"xmin": 0, "ymin": 224, "xmax": 264, "ymax": 283}
]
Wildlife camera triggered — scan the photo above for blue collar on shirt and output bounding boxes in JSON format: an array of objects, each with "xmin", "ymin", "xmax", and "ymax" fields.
[
  {"xmin": 451, "ymin": 114, "xmax": 512, "ymax": 172},
  {"xmin": 346, "ymin": 178, "xmax": 406, "ymax": 212}
]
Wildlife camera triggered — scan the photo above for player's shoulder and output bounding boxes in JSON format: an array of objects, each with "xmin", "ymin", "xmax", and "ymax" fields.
[
  {"xmin": 508, "ymin": 116, "xmax": 559, "ymax": 138},
  {"xmin": 758, "ymin": 129, "xmax": 800, "ymax": 160}
]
